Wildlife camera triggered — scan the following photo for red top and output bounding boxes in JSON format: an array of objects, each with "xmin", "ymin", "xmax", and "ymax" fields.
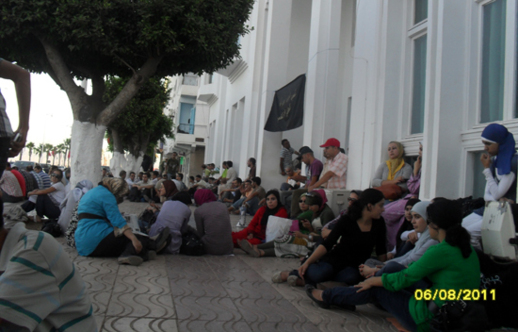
[
  {"xmin": 245, "ymin": 206, "xmax": 288, "ymax": 240},
  {"xmin": 10, "ymin": 169, "xmax": 26, "ymax": 196}
]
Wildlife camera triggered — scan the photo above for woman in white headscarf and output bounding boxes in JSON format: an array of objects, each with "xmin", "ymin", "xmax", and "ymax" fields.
[{"xmin": 57, "ymin": 180, "xmax": 94, "ymax": 233}]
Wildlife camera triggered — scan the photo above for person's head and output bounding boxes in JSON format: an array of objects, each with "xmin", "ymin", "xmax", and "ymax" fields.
[
  {"xmin": 101, "ymin": 177, "xmax": 129, "ymax": 204},
  {"xmin": 251, "ymin": 176, "xmax": 261, "ymax": 188},
  {"xmin": 194, "ymin": 188, "xmax": 217, "ymax": 206},
  {"xmin": 50, "ymin": 168, "xmax": 63, "ymax": 183},
  {"xmin": 248, "ymin": 158, "xmax": 256, "ymax": 167},
  {"xmin": 299, "ymin": 193, "xmax": 310, "ymax": 212},
  {"xmin": 201, "ymin": 164, "xmax": 207, "ymax": 170},
  {"xmin": 26, "ymin": 165, "xmax": 33, "ymax": 172},
  {"xmin": 65, "ymin": 168, "xmax": 71, "ymax": 180},
  {"xmin": 172, "ymin": 152, "xmax": 178, "ymax": 158},
  {"xmin": 152, "ymin": 170, "xmax": 159, "ymax": 179},
  {"xmin": 410, "ymin": 201, "xmax": 430, "ymax": 234},
  {"xmin": 305, "ymin": 192, "xmax": 323, "ymax": 213},
  {"xmin": 12, "ymin": 166, "xmax": 18, "ymax": 171},
  {"xmin": 176, "ymin": 173, "xmax": 184, "ymax": 181},
  {"xmin": 5, "ymin": 162, "xmax": 11, "ymax": 170},
  {"xmin": 426, "ymin": 199, "xmax": 472, "ymax": 258},
  {"xmin": 348, "ymin": 190, "xmax": 362, "ymax": 207},
  {"xmin": 208, "ymin": 177, "xmax": 215, "ymax": 184},
  {"xmin": 347, "ymin": 188, "xmax": 385, "ymax": 221},
  {"xmin": 143, "ymin": 172, "xmax": 150, "ymax": 182},
  {"xmin": 159, "ymin": 180, "xmax": 178, "ymax": 198},
  {"xmin": 481, "ymin": 124, "xmax": 516, "ymax": 175},
  {"xmin": 119, "ymin": 170, "xmax": 127, "ymax": 179},
  {"xmin": 138, "ymin": 172, "xmax": 143, "ymax": 180},
  {"xmin": 207, "ymin": 164, "xmax": 213, "ymax": 170},
  {"xmin": 387, "ymin": 141, "xmax": 405, "ymax": 160},
  {"xmin": 231, "ymin": 178, "xmax": 241, "ymax": 188},
  {"xmin": 195, "ymin": 175, "xmax": 202, "ymax": 182},
  {"xmin": 265, "ymin": 189, "xmax": 282, "ymax": 210},
  {"xmin": 404, "ymin": 198, "xmax": 421, "ymax": 222},
  {"xmin": 281, "ymin": 139, "xmax": 290, "ymax": 149},
  {"xmin": 244, "ymin": 180, "xmax": 252, "ymax": 190},
  {"xmin": 320, "ymin": 138, "xmax": 341, "ymax": 159},
  {"xmin": 222, "ymin": 161, "xmax": 228, "ymax": 169},
  {"xmin": 285, "ymin": 166, "xmax": 294, "ymax": 177},
  {"xmin": 172, "ymin": 191, "xmax": 192, "ymax": 206},
  {"xmin": 189, "ymin": 175, "xmax": 195, "ymax": 182},
  {"xmin": 102, "ymin": 168, "xmax": 108, "ymax": 175},
  {"xmin": 34, "ymin": 164, "xmax": 42, "ymax": 173},
  {"xmin": 129, "ymin": 172, "xmax": 136, "ymax": 181},
  {"xmin": 299, "ymin": 146, "xmax": 314, "ymax": 164},
  {"xmin": 227, "ymin": 160, "xmax": 233, "ymax": 168}
]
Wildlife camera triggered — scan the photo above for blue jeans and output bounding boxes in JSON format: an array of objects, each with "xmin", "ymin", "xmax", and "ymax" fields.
[
  {"xmin": 375, "ymin": 262, "xmax": 431, "ymax": 291},
  {"xmin": 322, "ymin": 286, "xmax": 417, "ymax": 332},
  {"xmin": 290, "ymin": 261, "xmax": 363, "ymax": 286}
]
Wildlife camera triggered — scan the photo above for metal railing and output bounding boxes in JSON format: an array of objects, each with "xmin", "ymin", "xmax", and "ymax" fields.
[{"xmin": 178, "ymin": 123, "xmax": 194, "ymax": 134}]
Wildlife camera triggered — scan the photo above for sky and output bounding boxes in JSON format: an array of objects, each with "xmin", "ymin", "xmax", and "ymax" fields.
[{"xmin": 0, "ymin": 73, "xmax": 74, "ymax": 147}]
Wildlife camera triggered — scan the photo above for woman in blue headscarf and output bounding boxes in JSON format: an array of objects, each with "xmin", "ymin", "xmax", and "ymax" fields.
[{"xmin": 462, "ymin": 123, "xmax": 517, "ymax": 249}]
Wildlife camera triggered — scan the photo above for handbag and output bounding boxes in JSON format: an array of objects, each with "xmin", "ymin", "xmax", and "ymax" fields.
[
  {"xmin": 373, "ymin": 183, "xmax": 403, "ymax": 200},
  {"xmin": 180, "ymin": 230, "xmax": 205, "ymax": 256},
  {"xmin": 265, "ymin": 216, "xmax": 292, "ymax": 242},
  {"xmin": 429, "ymin": 300, "xmax": 489, "ymax": 332}
]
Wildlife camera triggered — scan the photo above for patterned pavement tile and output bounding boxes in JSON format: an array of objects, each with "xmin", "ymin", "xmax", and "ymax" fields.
[
  {"xmin": 174, "ymin": 296, "xmax": 243, "ymax": 321},
  {"xmin": 102, "ymin": 316, "xmax": 178, "ymax": 332},
  {"xmin": 107, "ymin": 292, "xmax": 176, "ymax": 318},
  {"xmin": 177, "ymin": 319, "xmax": 253, "ymax": 332}
]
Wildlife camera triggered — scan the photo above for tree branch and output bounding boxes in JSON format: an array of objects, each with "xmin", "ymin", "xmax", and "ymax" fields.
[
  {"xmin": 97, "ymin": 55, "xmax": 164, "ymax": 126},
  {"xmin": 113, "ymin": 54, "xmax": 137, "ymax": 75}
]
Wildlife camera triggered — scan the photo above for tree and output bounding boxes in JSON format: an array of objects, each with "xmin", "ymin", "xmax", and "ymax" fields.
[
  {"xmin": 44, "ymin": 143, "xmax": 53, "ymax": 164},
  {"xmin": 62, "ymin": 138, "xmax": 71, "ymax": 167},
  {"xmin": 0, "ymin": 0, "xmax": 253, "ymax": 186},
  {"xmin": 26, "ymin": 142, "xmax": 35, "ymax": 161},
  {"xmin": 35, "ymin": 144, "xmax": 44, "ymax": 163},
  {"xmin": 105, "ymin": 76, "xmax": 173, "ymax": 175},
  {"xmin": 56, "ymin": 143, "xmax": 65, "ymax": 166}
]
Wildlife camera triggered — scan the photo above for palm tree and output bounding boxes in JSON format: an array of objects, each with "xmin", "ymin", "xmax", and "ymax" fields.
[
  {"xmin": 35, "ymin": 145, "xmax": 43, "ymax": 163},
  {"xmin": 56, "ymin": 143, "xmax": 65, "ymax": 166},
  {"xmin": 63, "ymin": 138, "xmax": 71, "ymax": 167},
  {"xmin": 44, "ymin": 143, "xmax": 54, "ymax": 164},
  {"xmin": 26, "ymin": 142, "xmax": 35, "ymax": 161}
]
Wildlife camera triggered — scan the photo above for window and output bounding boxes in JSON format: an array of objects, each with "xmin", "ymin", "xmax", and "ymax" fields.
[
  {"xmin": 411, "ymin": 34, "xmax": 427, "ymax": 134},
  {"xmin": 480, "ymin": 0, "xmax": 507, "ymax": 123},
  {"xmin": 178, "ymin": 102, "xmax": 195, "ymax": 134},
  {"xmin": 414, "ymin": 0, "xmax": 428, "ymax": 24}
]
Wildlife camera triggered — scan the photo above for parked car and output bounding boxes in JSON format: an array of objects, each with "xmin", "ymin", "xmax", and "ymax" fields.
[{"xmin": 10, "ymin": 161, "xmax": 51, "ymax": 173}]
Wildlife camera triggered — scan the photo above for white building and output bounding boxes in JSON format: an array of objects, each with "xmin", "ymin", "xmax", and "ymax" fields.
[
  {"xmin": 164, "ymin": 74, "xmax": 209, "ymax": 179},
  {"xmin": 202, "ymin": 0, "xmax": 517, "ymax": 200}
]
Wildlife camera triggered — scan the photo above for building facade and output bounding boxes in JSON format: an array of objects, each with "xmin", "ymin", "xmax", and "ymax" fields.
[{"xmin": 201, "ymin": 0, "xmax": 517, "ymax": 200}]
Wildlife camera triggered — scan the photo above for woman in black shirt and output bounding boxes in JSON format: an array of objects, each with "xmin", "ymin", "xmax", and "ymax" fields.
[{"xmin": 294, "ymin": 189, "xmax": 387, "ymax": 286}]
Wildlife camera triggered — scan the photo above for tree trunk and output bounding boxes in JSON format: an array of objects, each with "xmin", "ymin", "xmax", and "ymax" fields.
[{"xmin": 69, "ymin": 120, "xmax": 106, "ymax": 187}]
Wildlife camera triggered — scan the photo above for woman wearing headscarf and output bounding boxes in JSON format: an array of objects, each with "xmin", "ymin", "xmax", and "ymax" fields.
[
  {"xmin": 231, "ymin": 189, "xmax": 288, "ymax": 247},
  {"xmin": 193, "ymin": 189, "xmax": 233, "ymax": 255},
  {"xmin": 371, "ymin": 141, "xmax": 413, "ymax": 193},
  {"xmin": 153, "ymin": 179, "xmax": 178, "ymax": 203},
  {"xmin": 75, "ymin": 178, "xmax": 170, "ymax": 266},
  {"xmin": 463, "ymin": 123, "xmax": 517, "ymax": 248},
  {"xmin": 149, "ymin": 191, "xmax": 192, "ymax": 254},
  {"xmin": 57, "ymin": 179, "xmax": 93, "ymax": 233}
]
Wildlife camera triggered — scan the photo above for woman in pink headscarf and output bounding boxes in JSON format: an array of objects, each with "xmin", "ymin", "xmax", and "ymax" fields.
[{"xmin": 193, "ymin": 189, "xmax": 233, "ymax": 255}]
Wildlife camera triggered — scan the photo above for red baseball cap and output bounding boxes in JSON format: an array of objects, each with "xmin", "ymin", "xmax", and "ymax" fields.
[{"xmin": 320, "ymin": 138, "xmax": 340, "ymax": 148}]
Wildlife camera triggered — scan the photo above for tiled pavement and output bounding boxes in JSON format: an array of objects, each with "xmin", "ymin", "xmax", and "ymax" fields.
[{"xmin": 47, "ymin": 201, "xmax": 399, "ymax": 332}]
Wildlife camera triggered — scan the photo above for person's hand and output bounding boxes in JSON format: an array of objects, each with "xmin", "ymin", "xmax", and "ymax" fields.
[
  {"xmin": 408, "ymin": 231, "xmax": 418, "ymax": 244},
  {"xmin": 499, "ymin": 197, "xmax": 515, "ymax": 204},
  {"xmin": 354, "ymin": 278, "xmax": 375, "ymax": 293},
  {"xmin": 297, "ymin": 263, "xmax": 309, "ymax": 280},
  {"xmin": 321, "ymin": 228, "xmax": 331, "ymax": 239},
  {"xmin": 480, "ymin": 153, "xmax": 491, "ymax": 169},
  {"xmin": 414, "ymin": 155, "xmax": 422, "ymax": 173},
  {"xmin": 394, "ymin": 176, "xmax": 404, "ymax": 183},
  {"xmin": 307, "ymin": 185, "xmax": 314, "ymax": 192},
  {"xmin": 294, "ymin": 231, "xmax": 304, "ymax": 239},
  {"xmin": 386, "ymin": 252, "xmax": 395, "ymax": 260},
  {"xmin": 247, "ymin": 234, "xmax": 253, "ymax": 240},
  {"xmin": 9, "ymin": 129, "xmax": 27, "ymax": 158},
  {"xmin": 132, "ymin": 238, "xmax": 143, "ymax": 254},
  {"xmin": 359, "ymin": 265, "xmax": 376, "ymax": 278}
]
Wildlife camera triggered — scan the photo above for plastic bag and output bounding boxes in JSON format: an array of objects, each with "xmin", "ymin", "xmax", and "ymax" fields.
[{"xmin": 265, "ymin": 216, "xmax": 292, "ymax": 242}]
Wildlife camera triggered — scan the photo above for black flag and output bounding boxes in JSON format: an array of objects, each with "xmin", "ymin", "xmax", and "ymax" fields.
[{"xmin": 264, "ymin": 74, "xmax": 305, "ymax": 132}]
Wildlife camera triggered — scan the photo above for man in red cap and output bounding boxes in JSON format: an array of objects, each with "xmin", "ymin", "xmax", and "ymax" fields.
[{"xmin": 307, "ymin": 138, "xmax": 348, "ymax": 191}]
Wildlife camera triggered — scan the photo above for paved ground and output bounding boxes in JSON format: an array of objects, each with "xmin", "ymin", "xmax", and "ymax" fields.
[{"xmin": 21, "ymin": 200, "xmax": 510, "ymax": 332}]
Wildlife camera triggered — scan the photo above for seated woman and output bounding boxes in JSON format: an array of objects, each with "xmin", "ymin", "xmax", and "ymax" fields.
[
  {"xmin": 359, "ymin": 201, "xmax": 437, "ymax": 282},
  {"xmin": 390, "ymin": 198, "xmax": 421, "ymax": 258},
  {"xmin": 149, "ymin": 191, "xmax": 192, "ymax": 254},
  {"xmin": 57, "ymin": 180, "xmax": 94, "ymax": 233},
  {"xmin": 25, "ymin": 168, "xmax": 67, "ymax": 222},
  {"xmin": 193, "ymin": 189, "xmax": 234, "ymax": 255},
  {"xmin": 382, "ymin": 142, "xmax": 422, "ymax": 251},
  {"xmin": 231, "ymin": 190, "xmax": 288, "ymax": 247},
  {"xmin": 371, "ymin": 141, "xmax": 413, "ymax": 196},
  {"xmin": 463, "ymin": 123, "xmax": 517, "ymax": 249},
  {"xmin": 306, "ymin": 199, "xmax": 480, "ymax": 332},
  {"xmin": 273, "ymin": 189, "xmax": 387, "ymax": 287},
  {"xmin": 75, "ymin": 178, "xmax": 170, "ymax": 266}
]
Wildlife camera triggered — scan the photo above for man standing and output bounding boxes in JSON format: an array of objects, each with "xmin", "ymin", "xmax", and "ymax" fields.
[
  {"xmin": 166, "ymin": 152, "xmax": 180, "ymax": 179},
  {"xmin": 280, "ymin": 139, "xmax": 299, "ymax": 175},
  {"xmin": 307, "ymin": 138, "xmax": 347, "ymax": 191}
]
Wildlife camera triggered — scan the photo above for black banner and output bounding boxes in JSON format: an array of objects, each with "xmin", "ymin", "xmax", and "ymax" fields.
[{"xmin": 264, "ymin": 74, "xmax": 305, "ymax": 132}]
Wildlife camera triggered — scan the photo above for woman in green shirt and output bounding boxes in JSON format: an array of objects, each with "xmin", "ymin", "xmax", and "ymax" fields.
[{"xmin": 306, "ymin": 199, "xmax": 480, "ymax": 332}]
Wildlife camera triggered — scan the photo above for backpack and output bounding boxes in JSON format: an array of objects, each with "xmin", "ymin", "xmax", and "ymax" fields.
[{"xmin": 180, "ymin": 230, "xmax": 205, "ymax": 256}]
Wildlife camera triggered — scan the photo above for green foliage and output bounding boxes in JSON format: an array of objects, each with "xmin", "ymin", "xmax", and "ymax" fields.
[
  {"xmin": 0, "ymin": 0, "xmax": 254, "ymax": 78},
  {"xmin": 105, "ymin": 76, "xmax": 173, "ymax": 156}
]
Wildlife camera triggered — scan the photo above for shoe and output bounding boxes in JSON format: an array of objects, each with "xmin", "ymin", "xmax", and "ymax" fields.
[
  {"xmin": 154, "ymin": 227, "xmax": 170, "ymax": 253},
  {"xmin": 272, "ymin": 271, "xmax": 284, "ymax": 283},
  {"xmin": 305, "ymin": 284, "xmax": 330, "ymax": 309},
  {"xmin": 143, "ymin": 195, "xmax": 151, "ymax": 203},
  {"xmin": 239, "ymin": 239, "xmax": 260, "ymax": 257},
  {"xmin": 237, "ymin": 214, "xmax": 246, "ymax": 227},
  {"xmin": 118, "ymin": 255, "xmax": 144, "ymax": 266},
  {"xmin": 148, "ymin": 250, "xmax": 157, "ymax": 260},
  {"xmin": 287, "ymin": 275, "xmax": 299, "ymax": 287}
]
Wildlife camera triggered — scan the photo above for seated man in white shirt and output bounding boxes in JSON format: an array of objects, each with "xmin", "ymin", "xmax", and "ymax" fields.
[
  {"xmin": 129, "ymin": 172, "xmax": 155, "ymax": 202},
  {"xmin": 126, "ymin": 171, "xmax": 136, "ymax": 187}
]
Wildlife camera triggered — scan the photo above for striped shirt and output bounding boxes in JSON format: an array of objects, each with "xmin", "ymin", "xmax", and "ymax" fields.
[
  {"xmin": 31, "ymin": 170, "xmax": 44, "ymax": 189},
  {"xmin": 36, "ymin": 171, "xmax": 51, "ymax": 189},
  {"xmin": 0, "ymin": 58, "xmax": 14, "ymax": 138},
  {"xmin": 0, "ymin": 223, "xmax": 97, "ymax": 331}
]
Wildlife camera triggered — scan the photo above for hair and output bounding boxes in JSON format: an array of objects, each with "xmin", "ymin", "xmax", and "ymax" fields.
[
  {"xmin": 52, "ymin": 168, "xmax": 63, "ymax": 180},
  {"xmin": 189, "ymin": 175, "xmax": 195, "ymax": 181},
  {"xmin": 244, "ymin": 179, "xmax": 252, "ymax": 185},
  {"xmin": 143, "ymin": 172, "xmax": 150, "ymax": 178},
  {"xmin": 405, "ymin": 198, "xmax": 421, "ymax": 208},
  {"xmin": 252, "ymin": 176, "xmax": 261, "ymax": 186},
  {"xmin": 222, "ymin": 161, "xmax": 228, "ymax": 167},
  {"xmin": 103, "ymin": 167, "xmax": 108, "ymax": 172},
  {"xmin": 427, "ymin": 199, "xmax": 472, "ymax": 258},
  {"xmin": 138, "ymin": 172, "xmax": 143, "ymax": 176},
  {"xmin": 201, "ymin": 164, "xmax": 207, "ymax": 169},
  {"xmin": 227, "ymin": 160, "xmax": 233, "ymax": 167},
  {"xmin": 152, "ymin": 170, "xmax": 159, "ymax": 177},
  {"xmin": 347, "ymin": 188, "xmax": 385, "ymax": 222},
  {"xmin": 388, "ymin": 141, "xmax": 405, "ymax": 157},
  {"xmin": 249, "ymin": 158, "xmax": 256, "ymax": 165},
  {"xmin": 26, "ymin": 165, "xmax": 34, "ymax": 172},
  {"xmin": 129, "ymin": 171, "xmax": 135, "ymax": 176},
  {"xmin": 6, "ymin": 162, "xmax": 10, "ymax": 168},
  {"xmin": 34, "ymin": 164, "xmax": 42, "ymax": 171},
  {"xmin": 119, "ymin": 170, "xmax": 127, "ymax": 177},
  {"xmin": 306, "ymin": 191, "xmax": 323, "ymax": 207},
  {"xmin": 350, "ymin": 190, "xmax": 363, "ymax": 197},
  {"xmin": 196, "ymin": 174, "xmax": 202, "ymax": 178},
  {"xmin": 281, "ymin": 139, "xmax": 288, "ymax": 145},
  {"xmin": 177, "ymin": 173, "xmax": 184, "ymax": 180},
  {"xmin": 235, "ymin": 177, "xmax": 243, "ymax": 184},
  {"xmin": 172, "ymin": 191, "xmax": 192, "ymax": 206},
  {"xmin": 339, "ymin": 148, "xmax": 346, "ymax": 154},
  {"xmin": 209, "ymin": 177, "xmax": 215, "ymax": 181}
]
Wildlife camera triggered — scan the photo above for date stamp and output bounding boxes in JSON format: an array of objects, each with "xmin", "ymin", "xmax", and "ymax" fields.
[{"xmin": 414, "ymin": 289, "xmax": 496, "ymax": 301}]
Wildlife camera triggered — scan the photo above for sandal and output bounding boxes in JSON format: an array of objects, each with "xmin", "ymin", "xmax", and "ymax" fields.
[
  {"xmin": 305, "ymin": 285, "xmax": 330, "ymax": 309},
  {"xmin": 238, "ymin": 239, "xmax": 260, "ymax": 257}
]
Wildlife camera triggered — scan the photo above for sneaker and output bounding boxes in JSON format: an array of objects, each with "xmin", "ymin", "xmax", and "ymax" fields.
[
  {"xmin": 237, "ymin": 215, "xmax": 246, "ymax": 228},
  {"xmin": 118, "ymin": 255, "xmax": 144, "ymax": 266},
  {"xmin": 287, "ymin": 275, "xmax": 299, "ymax": 287},
  {"xmin": 154, "ymin": 227, "xmax": 170, "ymax": 253},
  {"xmin": 272, "ymin": 271, "xmax": 284, "ymax": 283},
  {"xmin": 148, "ymin": 250, "xmax": 157, "ymax": 260},
  {"xmin": 143, "ymin": 195, "xmax": 151, "ymax": 202}
]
